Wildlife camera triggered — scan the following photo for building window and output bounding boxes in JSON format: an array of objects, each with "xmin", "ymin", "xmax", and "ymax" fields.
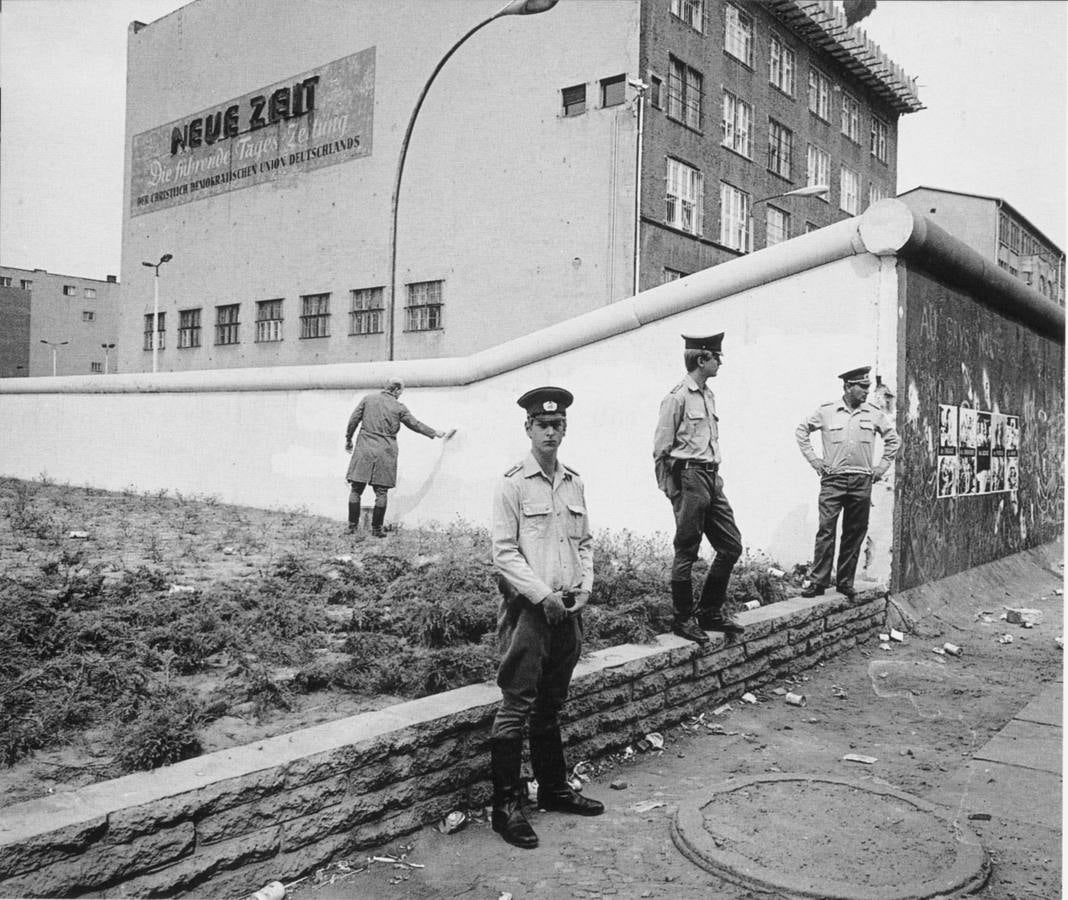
[
  {"xmin": 719, "ymin": 182, "xmax": 751, "ymax": 252},
  {"xmin": 665, "ymin": 157, "xmax": 704, "ymax": 235},
  {"xmin": 405, "ymin": 281, "xmax": 444, "ymax": 331},
  {"xmin": 808, "ymin": 68, "xmax": 832, "ymax": 121},
  {"xmin": 766, "ymin": 206, "xmax": 790, "ymax": 246},
  {"xmin": 215, "ymin": 304, "xmax": 240, "ymax": 345},
  {"xmin": 840, "ymin": 166, "xmax": 860, "ymax": 215},
  {"xmin": 179, "ymin": 308, "xmax": 202, "ymax": 348},
  {"xmin": 670, "ymin": 0, "xmax": 703, "ymax": 31},
  {"xmin": 767, "ymin": 119, "xmax": 793, "ymax": 178},
  {"xmin": 870, "ymin": 116, "xmax": 888, "ymax": 162},
  {"xmin": 601, "ymin": 74, "xmax": 626, "ymax": 108},
  {"xmin": 0, "ymin": 277, "xmax": 11, "ymax": 287},
  {"xmin": 649, "ymin": 73, "xmax": 663, "ymax": 109},
  {"xmin": 256, "ymin": 299, "xmax": 284, "ymax": 342},
  {"xmin": 91, "ymin": 362, "xmax": 103, "ymax": 374},
  {"xmin": 143, "ymin": 312, "xmax": 165, "ymax": 350},
  {"xmin": 667, "ymin": 56, "xmax": 703, "ymax": 130},
  {"xmin": 806, "ymin": 144, "xmax": 830, "ymax": 192},
  {"xmin": 805, "ymin": 221, "xmax": 821, "ymax": 234},
  {"xmin": 724, "ymin": 3, "xmax": 753, "ymax": 67},
  {"xmin": 20, "ymin": 279, "xmax": 32, "ymax": 290},
  {"xmin": 663, "ymin": 268, "xmax": 686, "ymax": 283},
  {"xmin": 562, "ymin": 84, "xmax": 586, "ymax": 117},
  {"xmin": 1009, "ymin": 221, "xmax": 1021, "ymax": 253},
  {"xmin": 84, "ymin": 287, "xmax": 96, "ymax": 299},
  {"xmin": 721, "ymin": 91, "xmax": 753, "ymax": 158},
  {"xmin": 841, "ymin": 92, "xmax": 861, "ymax": 142},
  {"xmin": 82, "ymin": 310, "xmax": 95, "ymax": 322},
  {"xmin": 867, "ymin": 182, "xmax": 889, "ymax": 208},
  {"xmin": 769, "ymin": 34, "xmax": 795, "ymax": 95},
  {"xmin": 349, "ymin": 287, "xmax": 384, "ymax": 335},
  {"xmin": 300, "ymin": 293, "xmax": 331, "ymax": 338},
  {"xmin": 63, "ymin": 285, "xmax": 77, "ymax": 296}
]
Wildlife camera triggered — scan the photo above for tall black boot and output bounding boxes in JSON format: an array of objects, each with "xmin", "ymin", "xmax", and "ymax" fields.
[
  {"xmin": 347, "ymin": 501, "xmax": 361, "ymax": 533},
  {"xmin": 696, "ymin": 571, "xmax": 745, "ymax": 635},
  {"xmin": 531, "ymin": 727, "xmax": 604, "ymax": 816},
  {"xmin": 490, "ymin": 737, "xmax": 538, "ymax": 849},
  {"xmin": 671, "ymin": 580, "xmax": 709, "ymax": 644},
  {"xmin": 370, "ymin": 505, "xmax": 386, "ymax": 538}
]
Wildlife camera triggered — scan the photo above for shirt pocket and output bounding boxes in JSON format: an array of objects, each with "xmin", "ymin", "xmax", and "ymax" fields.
[
  {"xmin": 520, "ymin": 501, "xmax": 552, "ymax": 538},
  {"xmin": 565, "ymin": 503, "xmax": 587, "ymax": 539},
  {"xmin": 858, "ymin": 420, "xmax": 876, "ymax": 444},
  {"xmin": 827, "ymin": 424, "xmax": 846, "ymax": 443}
]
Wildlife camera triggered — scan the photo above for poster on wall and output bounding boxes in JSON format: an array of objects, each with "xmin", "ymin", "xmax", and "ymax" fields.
[
  {"xmin": 938, "ymin": 404, "xmax": 958, "ymax": 455},
  {"xmin": 937, "ymin": 404, "xmax": 1021, "ymax": 498},
  {"xmin": 938, "ymin": 455, "xmax": 957, "ymax": 498},
  {"xmin": 975, "ymin": 411, "xmax": 991, "ymax": 492}
]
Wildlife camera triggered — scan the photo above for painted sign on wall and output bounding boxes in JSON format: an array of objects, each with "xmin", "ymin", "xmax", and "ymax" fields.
[
  {"xmin": 130, "ymin": 47, "xmax": 375, "ymax": 217},
  {"xmin": 937, "ymin": 404, "xmax": 1019, "ymax": 498}
]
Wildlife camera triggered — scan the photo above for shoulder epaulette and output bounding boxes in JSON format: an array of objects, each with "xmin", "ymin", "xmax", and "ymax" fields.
[
  {"xmin": 820, "ymin": 401, "xmax": 836, "ymax": 407},
  {"xmin": 503, "ymin": 463, "xmax": 523, "ymax": 477},
  {"xmin": 563, "ymin": 463, "xmax": 581, "ymax": 477},
  {"xmin": 669, "ymin": 381, "xmax": 687, "ymax": 394}
]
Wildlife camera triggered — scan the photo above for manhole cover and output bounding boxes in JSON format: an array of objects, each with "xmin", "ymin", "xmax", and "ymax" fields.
[{"xmin": 672, "ymin": 774, "xmax": 989, "ymax": 899}]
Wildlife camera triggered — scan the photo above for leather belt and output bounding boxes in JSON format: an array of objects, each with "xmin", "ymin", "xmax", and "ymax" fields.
[{"xmin": 680, "ymin": 459, "xmax": 718, "ymax": 470}]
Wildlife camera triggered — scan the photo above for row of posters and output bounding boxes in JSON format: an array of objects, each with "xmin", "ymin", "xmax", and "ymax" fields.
[{"xmin": 938, "ymin": 405, "xmax": 1020, "ymax": 498}]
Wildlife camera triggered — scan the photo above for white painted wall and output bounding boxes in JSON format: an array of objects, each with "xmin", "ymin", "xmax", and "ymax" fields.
[{"xmin": 1, "ymin": 241, "xmax": 898, "ymax": 583}]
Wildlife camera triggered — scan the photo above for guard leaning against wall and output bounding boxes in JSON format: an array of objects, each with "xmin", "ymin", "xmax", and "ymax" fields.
[
  {"xmin": 794, "ymin": 366, "xmax": 901, "ymax": 598},
  {"xmin": 488, "ymin": 386, "xmax": 604, "ymax": 850},
  {"xmin": 653, "ymin": 333, "xmax": 745, "ymax": 645}
]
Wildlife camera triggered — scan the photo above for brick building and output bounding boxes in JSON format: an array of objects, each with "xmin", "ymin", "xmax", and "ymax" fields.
[
  {"xmin": 119, "ymin": 0, "xmax": 919, "ymax": 372},
  {"xmin": 0, "ymin": 267, "xmax": 121, "ymax": 377},
  {"xmin": 897, "ymin": 187, "xmax": 1065, "ymax": 306}
]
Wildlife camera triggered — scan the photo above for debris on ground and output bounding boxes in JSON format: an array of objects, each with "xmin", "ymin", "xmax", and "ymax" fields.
[
  {"xmin": 248, "ymin": 881, "xmax": 285, "ymax": 900},
  {"xmin": 610, "ymin": 779, "xmax": 628, "ymax": 790},
  {"xmin": 784, "ymin": 692, "xmax": 806, "ymax": 707},
  {"xmin": 168, "ymin": 584, "xmax": 195, "ymax": 594},
  {"xmin": 878, "ymin": 633, "xmax": 890, "ymax": 642},
  {"xmin": 932, "ymin": 646, "xmax": 947, "ymax": 655},
  {"xmin": 631, "ymin": 799, "xmax": 666, "ymax": 813},
  {"xmin": 1005, "ymin": 607, "xmax": 1044, "ymax": 627},
  {"xmin": 712, "ymin": 703, "xmax": 732, "ymax": 716},
  {"xmin": 942, "ymin": 642, "xmax": 963, "ymax": 657},
  {"xmin": 1056, "ymin": 637, "xmax": 1064, "ymax": 650},
  {"xmin": 968, "ymin": 813, "xmax": 992, "ymax": 821},
  {"xmin": 67, "ymin": 530, "xmax": 90, "ymax": 539},
  {"xmin": 437, "ymin": 811, "xmax": 467, "ymax": 835},
  {"xmin": 772, "ymin": 687, "xmax": 788, "ymax": 695},
  {"xmin": 889, "ymin": 628, "xmax": 905, "ymax": 642},
  {"xmin": 742, "ymin": 600, "xmax": 761, "ymax": 611},
  {"xmin": 880, "ymin": 643, "xmax": 892, "ymax": 651},
  {"xmin": 997, "ymin": 634, "xmax": 1014, "ymax": 645},
  {"xmin": 741, "ymin": 692, "xmax": 758, "ymax": 704},
  {"xmin": 831, "ymin": 685, "xmax": 847, "ymax": 699},
  {"xmin": 842, "ymin": 753, "xmax": 878, "ymax": 765},
  {"xmin": 646, "ymin": 732, "xmax": 665, "ymax": 750}
]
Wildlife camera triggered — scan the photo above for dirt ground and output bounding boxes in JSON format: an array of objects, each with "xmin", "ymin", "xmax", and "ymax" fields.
[{"xmin": 290, "ymin": 545, "xmax": 1064, "ymax": 900}]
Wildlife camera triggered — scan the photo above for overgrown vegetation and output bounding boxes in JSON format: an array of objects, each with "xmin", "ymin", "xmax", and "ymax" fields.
[{"xmin": 0, "ymin": 477, "xmax": 800, "ymax": 783}]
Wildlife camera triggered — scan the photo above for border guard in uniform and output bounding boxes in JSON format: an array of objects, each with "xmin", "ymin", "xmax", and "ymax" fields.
[
  {"xmin": 795, "ymin": 366, "xmax": 900, "ymax": 598},
  {"xmin": 489, "ymin": 386, "xmax": 604, "ymax": 849}
]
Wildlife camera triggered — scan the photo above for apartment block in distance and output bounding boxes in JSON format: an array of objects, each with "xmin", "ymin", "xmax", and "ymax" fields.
[
  {"xmin": 119, "ymin": 0, "xmax": 920, "ymax": 372},
  {"xmin": 0, "ymin": 267, "xmax": 121, "ymax": 377},
  {"xmin": 898, "ymin": 187, "xmax": 1065, "ymax": 306}
]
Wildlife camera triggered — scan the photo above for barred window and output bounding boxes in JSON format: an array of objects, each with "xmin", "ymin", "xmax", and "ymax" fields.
[
  {"xmin": 143, "ymin": 312, "xmax": 165, "ymax": 350},
  {"xmin": 769, "ymin": 34, "xmax": 795, "ymax": 95},
  {"xmin": 718, "ymin": 182, "xmax": 751, "ymax": 252},
  {"xmin": 405, "ymin": 281, "xmax": 444, "ymax": 331},
  {"xmin": 766, "ymin": 206, "xmax": 790, "ymax": 246},
  {"xmin": 768, "ymin": 119, "xmax": 793, "ymax": 178},
  {"xmin": 724, "ymin": 4, "xmax": 753, "ymax": 66},
  {"xmin": 841, "ymin": 92, "xmax": 861, "ymax": 142},
  {"xmin": 215, "ymin": 304, "xmax": 240, "ymax": 345},
  {"xmin": 870, "ymin": 116, "xmax": 888, "ymax": 162},
  {"xmin": 668, "ymin": 56, "xmax": 703, "ymax": 131},
  {"xmin": 808, "ymin": 68, "xmax": 832, "ymax": 120},
  {"xmin": 665, "ymin": 157, "xmax": 704, "ymax": 235},
  {"xmin": 349, "ymin": 287, "xmax": 384, "ymax": 335},
  {"xmin": 178, "ymin": 308, "xmax": 202, "ymax": 348},
  {"xmin": 721, "ymin": 91, "xmax": 752, "ymax": 158},
  {"xmin": 670, "ymin": 0, "xmax": 703, "ymax": 31},
  {"xmin": 256, "ymin": 299, "xmax": 284, "ymax": 342},
  {"xmin": 806, "ymin": 143, "xmax": 830, "ymax": 191},
  {"xmin": 840, "ymin": 166, "xmax": 860, "ymax": 215},
  {"xmin": 300, "ymin": 293, "xmax": 331, "ymax": 339}
]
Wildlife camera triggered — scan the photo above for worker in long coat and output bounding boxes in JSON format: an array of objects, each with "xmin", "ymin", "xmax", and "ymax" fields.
[{"xmin": 344, "ymin": 378, "xmax": 448, "ymax": 536}]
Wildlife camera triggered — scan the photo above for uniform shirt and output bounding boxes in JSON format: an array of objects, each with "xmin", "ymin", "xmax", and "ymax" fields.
[
  {"xmin": 492, "ymin": 453, "xmax": 594, "ymax": 604},
  {"xmin": 795, "ymin": 399, "xmax": 901, "ymax": 475},
  {"xmin": 653, "ymin": 375, "xmax": 721, "ymax": 464}
]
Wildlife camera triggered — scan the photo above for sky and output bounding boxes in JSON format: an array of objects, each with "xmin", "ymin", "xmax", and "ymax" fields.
[{"xmin": 0, "ymin": 0, "xmax": 1065, "ymax": 279}]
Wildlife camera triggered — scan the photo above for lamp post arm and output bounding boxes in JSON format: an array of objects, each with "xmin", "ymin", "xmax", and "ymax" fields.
[{"xmin": 387, "ymin": 9, "xmax": 504, "ymax": 361}]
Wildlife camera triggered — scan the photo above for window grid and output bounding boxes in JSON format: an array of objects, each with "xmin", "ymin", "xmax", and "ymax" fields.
[
  {"xmin": 808, "ymin": 68, "xmax": 832, "ymax": 120},
  {"xmin": 300, "ymin": 294, "xmax": 331, "ymax": 339},
  {"xmin": 143, "ymin": 312, "xmax": 165, "ymax": 351},
  {"xmin": 84, "ymin": 287, "xmax": 96, "ymax": 299},
  {"xmin": 601, "ymin": 74, "xmax": 626, "ymax": 108},
  {"xmin": 215, "ymin": 304, "xmax": 240, "ymax": 345},
  {"xmin": 769, "ymin": 34, "xmax": 795, "ymax": 95},
  {"xmin": 867, "ymin": 183, "xmax": 889, "ymax": 209},
  {"xmin": 841, "ymin": 92, "xmax": 861, "ymax": 142},
  {"xmin": 665, "ymin": 157, "xmax": 704, "ymax": 235},
  {"xmin": 719, "ymin": 182, "xmax": 751, "ymax": 252},
  {"xmin": 670, "ymin": 0, "xmax": 703, "ymax": 31},
  {"xmin": 662, "ymin": 268, "xmax": 686, "ymax": 283},
  {"xmin": 256, "ymin": 299, "xmax": 284, "ymax": 342},
  {"xmin": 82, "ymin": 310, "xmax": 95, "ymax": 322},
  {"xmin": 766, "ymin": 206, "xmax": 790, "ymax": 247},
  {"xmin": 649, "ymin": 74, "xmax": 663, "ymax": 109},
  {"xmin": 721, "ymin": 91, "xmax": 753, "ymax": 158},
  {"xmin": 178, "ymin": 308, "xmax": 202, "ymax": 348},
  {"xmin": 91, "ymin": 362, "xmax": 103, "ymax": 374},
  {"xmin": 562, "ymin": 84, "xmax": 586, "ymax": 117},
  {"xmin": 806, "ymin": 144, "xmax": 830, "ymax": 192},
  {"xmin": 724, "ymin": 4, "xmax": 753, "ymax": 66},
  {"xmin": 349, "ymin": 287, "xmax": 384, "ymax": 335},
  {"xmin": 840, "ymin": 166, "xmax": 860, "ymax": 215},
  {"xmin": 63, "ymin": 285, "xmax": 77, "ymax": 296},
  {"xmin": 767, "ymin": 119, "xmax": 793, "ymax": 178},
  {"xmin": 0, "ymin": 277, "xmax": 11, "ymax": 287},
  {"xmin": 20, "ymin": 280, "xmax": 33, "ymax": 290},
  {"xmin": 405, "ymin": 281, "xmax": 444, "ymax": 331},
  {"xmin": 667, "ymin": 56, "xmax": 703, "ymax": 130},
  {"xmin": 870, "ymin": 116, "xmax": 888, "ymax": 162}
]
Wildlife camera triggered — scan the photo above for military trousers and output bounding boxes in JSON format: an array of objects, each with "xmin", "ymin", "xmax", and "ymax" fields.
[
  {"xmin": 669, "ymin": 465, "xmax": 743, "ymax": 595},
  {"xmin": 809, "ymin": 472, "xmax": 872, "ymax": 589},
  {"xmin": 491, "ymin": 590, "xmax": 582, "ymax": 741}
]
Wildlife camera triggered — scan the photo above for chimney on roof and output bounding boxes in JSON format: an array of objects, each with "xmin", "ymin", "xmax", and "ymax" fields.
[{"xmin": 107, "ymin": 275, "xmax": 118, "ymax": 283}]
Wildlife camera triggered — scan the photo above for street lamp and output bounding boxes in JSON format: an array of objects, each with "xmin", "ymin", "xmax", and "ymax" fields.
[
  {"xmin": 749, "ymin": 184, "xmax": 829, "ymax": 251},
  {"xmin": 101, "ymin": 342, "xmax": 116, "ymax": 375},
  {"xmin": 629, "ymin": 79, "xmax": 650, "ymax": 296},
  {"xmin": 385, "ymin": 0, "xmax": 558, "ymax": 360},
  {"xmin": 142, "ymin": 253, "xmax": 173, "ymax": 373},
  {"xmin": 40, "ymin": 339, "xmax": 69, "ymax": 377}
]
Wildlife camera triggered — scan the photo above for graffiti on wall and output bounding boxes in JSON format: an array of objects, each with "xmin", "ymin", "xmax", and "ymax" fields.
[
  {"xmin": 894, "ymin": 269, "xmax": 1064, "ymax": 592},
  {"xmin": 937, "ymin": 405, "xmax": 1019, "ymax": 498}
]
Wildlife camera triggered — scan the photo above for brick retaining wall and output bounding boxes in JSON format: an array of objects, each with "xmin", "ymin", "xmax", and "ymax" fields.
[{"xmin": 0, "ymin": 590, "xmax": 886, "ymax": 898}]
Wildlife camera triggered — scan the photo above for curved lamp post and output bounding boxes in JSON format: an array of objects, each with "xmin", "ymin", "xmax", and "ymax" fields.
[
  {"xmin": 141, "ymin": 253, "xmax": 173, "ymax": 373},
  {"xmin": 386, "ymin": 0, "xmax": 559, "ymax": 360},
  {"xmin": 749, "ymin": 184, "xmax": 829, "ymax": 251},
  {"xmin": 101, "ymin": 342, "xmax": 116, "ymax": 375},
  {"xmin": 40, "ymin": 339, "xmax": 69, "ymax": 377}
]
